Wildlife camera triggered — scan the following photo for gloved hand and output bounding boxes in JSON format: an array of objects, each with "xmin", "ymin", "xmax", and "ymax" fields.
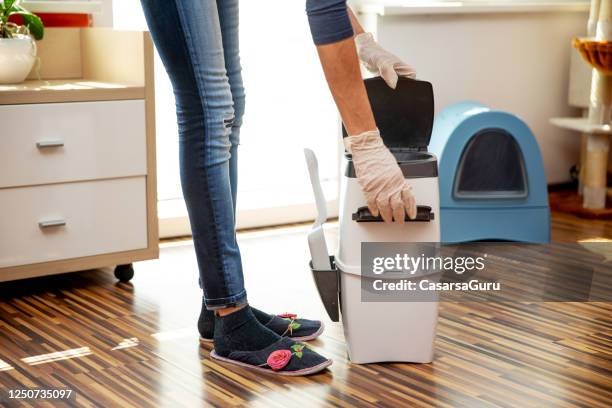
[
  {"xmin": 355, "ymin": 32, "xmax": 416, "ymax": 89},
  {"xmin": 345, "ymin": 129, "xmax": 417, "ymax": 223}
]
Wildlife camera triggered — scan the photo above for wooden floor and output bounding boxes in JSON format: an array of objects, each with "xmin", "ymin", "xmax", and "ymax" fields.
[{"xmin": 0, "ymin": 211, "xmax": 610, "ymax": 407}]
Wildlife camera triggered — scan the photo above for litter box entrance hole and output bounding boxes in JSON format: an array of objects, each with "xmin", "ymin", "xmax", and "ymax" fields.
[{"xmin": 453, "ymin": 128, "xmax": 528, "ymax": 200}]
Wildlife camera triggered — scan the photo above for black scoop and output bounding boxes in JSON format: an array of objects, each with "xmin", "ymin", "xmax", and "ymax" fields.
[{"xmin": 342, "ymin": 77, "xmax": 434, "ymax": 150}]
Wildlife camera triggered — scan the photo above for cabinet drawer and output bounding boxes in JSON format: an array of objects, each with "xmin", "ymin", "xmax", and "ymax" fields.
[
  {"xmin": 0, "ymin": 177, "xmax": 148, "ymax": 268},
  {"xmin": 0, "ymin": 100, "xmax": 146, "ymax": 188}
]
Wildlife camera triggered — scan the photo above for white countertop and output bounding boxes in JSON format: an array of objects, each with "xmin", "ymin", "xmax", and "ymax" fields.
[
  {"xmin": 357, "ymin": 1, "xmax": 590, "ymax": 16},
  {"xmin": 21, "ymin": 1, "xmax": 101, "ymax": 14}
]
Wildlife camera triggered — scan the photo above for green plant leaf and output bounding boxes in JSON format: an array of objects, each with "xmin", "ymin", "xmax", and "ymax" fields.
[
  {"xmin": 14, "ymin": 11, "xmax": 43, "ymax": 40},
  {"xmin": 4, "ymin": 0, "xmax": 19, "ymax": 13},
  {"xmin": 295, "ymin": 351, "xmax": 303, "ymax": 358}
]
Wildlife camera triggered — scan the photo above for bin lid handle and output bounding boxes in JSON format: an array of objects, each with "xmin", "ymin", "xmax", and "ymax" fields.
[{"xmin": 352, "ymin": 205, "xmax": 435, "ymax": 222}]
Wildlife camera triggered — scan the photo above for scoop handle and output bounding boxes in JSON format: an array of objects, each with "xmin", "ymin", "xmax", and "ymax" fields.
[
  {"xmin": 304, "ymin": 149, "xmax": 328, "ymax": 226},
  {"xmin": 304, "ymin": 149, "xmax": 332, "ymax": 271}
]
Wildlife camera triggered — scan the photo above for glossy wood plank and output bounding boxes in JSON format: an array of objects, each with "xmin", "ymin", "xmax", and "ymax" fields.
[{"xmin": 0, "ymin": 211, "xmax": 610, "ymax": 407}]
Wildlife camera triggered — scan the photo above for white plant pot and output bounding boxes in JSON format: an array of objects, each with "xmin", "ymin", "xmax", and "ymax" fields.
[{"xmin": 0, "ymin": 35, "xmax": 37, "ymax": 84}]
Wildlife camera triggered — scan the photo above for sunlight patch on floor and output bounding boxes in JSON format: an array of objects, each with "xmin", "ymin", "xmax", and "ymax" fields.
[
  {"xmin": 151, "ymin": 328, "xmax": 195, "ymax": 342},
  {"xmin": 112, "ymin": 337, "xmax": 140, "ymax": 351},
  {"xmin": 0, "ymin": 359, "xmax": 13, "ymax": 372},
  {"xmin": 579, "ymin": 238, "xmax": 612, "ymax": 261},
  {"xmin": 21, "ymin": 347, "xmax": 92, "ymax": 366}
]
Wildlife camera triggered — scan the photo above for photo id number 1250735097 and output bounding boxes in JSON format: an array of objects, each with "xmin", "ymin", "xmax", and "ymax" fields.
[{"xmin": 3, "ymin": 389, "xmax": 75, "ymax": 402}]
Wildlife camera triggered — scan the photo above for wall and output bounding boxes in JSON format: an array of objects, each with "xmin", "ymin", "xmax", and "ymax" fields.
[
  {"xmin": 93, "ymin": 0, "xmax": 113, "ymax": 27},
  {"xmin": 371, "ymin": 9, "xmax": 588, "ymax": 183}
]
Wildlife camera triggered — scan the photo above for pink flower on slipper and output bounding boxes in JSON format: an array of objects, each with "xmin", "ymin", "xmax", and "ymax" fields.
[
  {"xmin": 267, "ymin": 350, "xmax": 292, "ymax": 371},
  {"xmin": 278, "ymin": 313, "xmax": 297, "ymax": 319}
]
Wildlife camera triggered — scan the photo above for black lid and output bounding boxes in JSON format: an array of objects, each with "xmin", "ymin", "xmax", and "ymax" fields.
[{"xmin": 342, "ymin": 77, "xmax": 434, "ymax": 150}]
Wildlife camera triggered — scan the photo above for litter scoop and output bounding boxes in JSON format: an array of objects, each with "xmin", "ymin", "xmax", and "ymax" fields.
[
  {"xmin": 304, "ymin": 148, "xmax": 339, "ymax": 322},
  {"xmin": 304, "ymin": 148, "xmax": 332, "ymax": 271}
]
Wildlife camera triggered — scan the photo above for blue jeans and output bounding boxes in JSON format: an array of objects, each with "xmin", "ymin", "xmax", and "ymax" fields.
[{"xmin": 140, "ymin": 0, "xmax": 352, "ymax": 309}]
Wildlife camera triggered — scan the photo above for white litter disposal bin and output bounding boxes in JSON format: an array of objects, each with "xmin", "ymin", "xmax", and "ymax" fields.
[{"xmin": 306, "ymin": 77, "xmax": 441, "ymax": 364}]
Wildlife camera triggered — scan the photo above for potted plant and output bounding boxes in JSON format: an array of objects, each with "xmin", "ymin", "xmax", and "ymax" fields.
[{"xmin": 0, "ymin": 0, "xmax": 43, "ymax": 84}]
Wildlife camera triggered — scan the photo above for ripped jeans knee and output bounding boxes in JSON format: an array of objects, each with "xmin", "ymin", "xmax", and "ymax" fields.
[
  {"xmin": 202, "ymin": 110, "xmax": 235, "ymax": 166},
  {"xmin": 228, "ymin": 95, "xmax": 245, "ymax": 148}
]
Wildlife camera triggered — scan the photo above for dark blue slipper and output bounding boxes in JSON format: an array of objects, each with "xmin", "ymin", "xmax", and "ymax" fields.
[{"xmin": 210, "ymin": 337, "xmax": 331, "ymax": 376}]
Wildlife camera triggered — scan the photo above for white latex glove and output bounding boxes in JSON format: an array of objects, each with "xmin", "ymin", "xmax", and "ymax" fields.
[
  {"xmin": 344, "ymin": 129, "xmax": 417, "ymax": 223},
  {"xmin": 355, "ymin": 32, "xmax": 416, "ymax": 89}
]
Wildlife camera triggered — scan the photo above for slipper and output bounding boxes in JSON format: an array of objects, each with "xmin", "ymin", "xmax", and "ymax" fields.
[{"xmin": 210, "ymin": 337, "xmax": 332, "ymax": 376}]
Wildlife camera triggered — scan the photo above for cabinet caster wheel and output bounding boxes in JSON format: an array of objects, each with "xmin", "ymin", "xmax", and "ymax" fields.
[{"xmin": 114, "ymin": 264, "xmax": 134, "ymax": 282}]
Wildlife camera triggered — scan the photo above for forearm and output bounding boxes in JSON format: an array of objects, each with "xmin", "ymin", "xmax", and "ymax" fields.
[
  {"xmin": 305, "ymin": 1, "xmax": 417, "ymax": 223},
  {"xmin": 315, "ymin": 38, "xmax": 376, "ymax": 135},
  {"xmin": 305, "ymin": 0, "xmax": 375, "ymax": 135}
]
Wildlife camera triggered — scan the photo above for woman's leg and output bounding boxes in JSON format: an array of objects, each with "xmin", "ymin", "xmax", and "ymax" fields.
[
  {"xmin": 305, "ymin": 0, "xmax": 376, "ymax": 135},
  {"xmin": 140, "ymin": 0, "xmax": 245, "ymax": 309},
  {"xmin": 196, "ymin": 1, "xmax": 325, "ymax": 340},
  {"xmin": 139, "ymin": 0, "xmax": 332, "ymax": 373},
  {"xmin": 216, "ymin": 0, "xmax": 245, "ymax": 215}
]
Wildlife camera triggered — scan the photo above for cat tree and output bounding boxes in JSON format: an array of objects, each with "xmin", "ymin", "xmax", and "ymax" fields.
[{"xmin": 552, "ymin": 0, "xmax": 612, "ymax": 215}]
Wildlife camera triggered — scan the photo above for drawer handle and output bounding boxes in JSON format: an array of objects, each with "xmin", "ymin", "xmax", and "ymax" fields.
[
  {"xmin": 38, "ymin": 219, "xmax": 66, "ymax": 229},
  {"xmin": 36, "ymin": 140, "xmax": 64, "ymax": 149}
]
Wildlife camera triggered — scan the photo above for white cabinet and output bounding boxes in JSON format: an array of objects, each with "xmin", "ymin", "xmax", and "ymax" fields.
[
  {"xmin": 0, "ymin": 28, "xmax": 158, "ymax": 282},
  {"xmin": 0, "ymin": 100, "xmax": 147, "ymax": 188},
  {"xmin": 0, "ymin": 178, "xmax": 148, "ymax": 268}
]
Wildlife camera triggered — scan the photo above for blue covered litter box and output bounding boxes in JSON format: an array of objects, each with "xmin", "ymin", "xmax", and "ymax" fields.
[{"xmin": 428, "ymin": 102, "xmax": 550, "ymax": 243}]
